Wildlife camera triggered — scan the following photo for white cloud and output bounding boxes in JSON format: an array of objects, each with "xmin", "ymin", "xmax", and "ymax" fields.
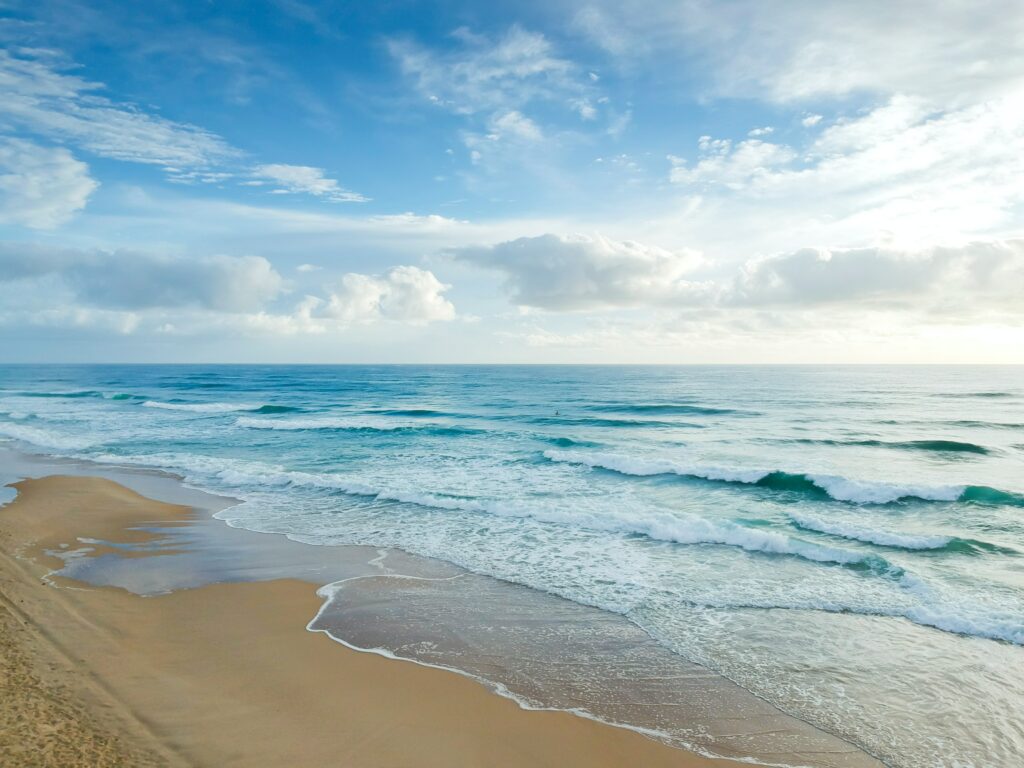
[
  {"xmin": 453, "ymin": 233, "xmax": 706, "ymax": 310},
  {"xmin": 0, "ymin": 138, "xmax": 97, "ymax": 228},
  {"xmin": 572, "ymin": 7, "xmax": 639, "ymax": 60},
  {"xmin": 802, "ymin": 114, "xmax": 823, "ymax": 127},
  {"xmin": 456, "ymin": 232, "xmax": 1024, "ymax": 322},
  {"xmin": 460, "ymin": 110, "xmax": 545, "ymax": 168},
  {"xmin": 488, "ymin": 111, "xmax": 543, "ymax": 142},
  {"xmin": 665, "ymin": 90, "xmax": 1024, "ymax": 248},
  {"xmin": 0, "ymin": 49, "xmax": 370, "ymax": 207},
  {"xmin": 389, "ymin": 25, "xmax": 586, "ymax": 116},
  {"xmin": 576, "ymin": 0, "xmax": 1024, "ymax": 105},
  {"xmin": 748, "ymin": 126, "xmax": 773, "ymax": 136},
  {"xmin": 0, "ymin": 244, "xmax": 284, "ymax": 312},
  {"xmin": 707, "ymin": 0, "xmax": 1024, "ymax": 104},
  {"xmin": 728, "ymin": 240, "xmax": 1024, "ymax": 314},
  {"xmin": 0, "ymin": 49, "xmax": 237, "ymax": 168},
  {"xmin": 389, "ymin": 24, "xmax": 612, "ymax": 172},
  {"xmin": 321, "ymin": 266, "xmax": 455, "ymax": 325},
  {"xmin": 250, "ymin": 164, "xmax": 369, "ymax": 203},
  {"xmin": 668, "ymin": 138, "xmax": 796, "ymax": 189},
  {"xmin": 0, "ymin": 243, "xmax": 457, "ymax": 336}
]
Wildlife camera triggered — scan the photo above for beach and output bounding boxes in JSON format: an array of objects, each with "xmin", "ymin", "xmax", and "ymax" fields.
[
  {"xmin": 0, "ymin": 365, "xmax": 1020, "ymax": 766},
  {"xmin": 0, "ymin": 473, "xmax": 737, "ymax": 767}
]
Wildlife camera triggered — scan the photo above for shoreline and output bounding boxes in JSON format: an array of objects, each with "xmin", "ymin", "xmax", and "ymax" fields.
[{"xmin": 0, "ymin": 473, "xmax": 735, "ymax": 767}]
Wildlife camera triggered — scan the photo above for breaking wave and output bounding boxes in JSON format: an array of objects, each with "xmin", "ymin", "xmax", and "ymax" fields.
[{"xmin": 543, "ymin": 450, "xmax": 1024, "ymax": 506}]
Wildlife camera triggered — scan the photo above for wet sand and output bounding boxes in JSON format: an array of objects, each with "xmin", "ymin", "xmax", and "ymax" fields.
[{"xmin": 0, "ymin": 475, "xmax": 732, "ymax": 767}]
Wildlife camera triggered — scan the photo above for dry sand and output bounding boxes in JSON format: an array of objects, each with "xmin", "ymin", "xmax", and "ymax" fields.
[{"xmin": 0, "ymin": 475, "xmax": 732, "ymax": 767}]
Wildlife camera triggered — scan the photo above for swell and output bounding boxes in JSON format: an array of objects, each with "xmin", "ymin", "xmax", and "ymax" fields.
[
  {"xmin": 543, "ymin": 449, "xmax": 1024, "ymax": 507},
  {"xmin": 142, "ymin": 400, "xmax": 258, "ymax": 413},
  {"xmin": 249, "ymin": 404, "xmax": 303, "ymax": 414},
  {"xmin": 780, "ymin": 438, "xmax": 991, "ymax": 455},
  {"xmin": 585, "ymin": 403, "xmax": 742, "ymax": 416},
  {"xmin": 10, "ymin": 389, "xmax": 105, "ymax": 399},
  {"xmin": 545, "ymin": 436, "xmax": 600, "ymax": 449},
  {"xmin": 369, "ymin": 408, "xmax": 446, "ymax": 417},
  {"xmin": 937, "ymin": 391, "xmax": 1016, "ymax": 399},
  {"xmin": 234, "ymin": 416, "xmax": 483, "ymax": 436},
  {"xmin": 7, "ymin": 390, "xmax": 142, "ymax": 402},
  {"xmin": 527, "ymin": 415, "xmax": 702, "ymax": 429},
  {"xmin": 879, "ymin": 419, "xmax": 1024, "ymax": 430},
  {"xmin": 142, "ymin": 400, "xmax": 300, "ymax": 414},
  {"xmin": 787, "ymin": 511, "xmax": 1013, "ymax": 554}
]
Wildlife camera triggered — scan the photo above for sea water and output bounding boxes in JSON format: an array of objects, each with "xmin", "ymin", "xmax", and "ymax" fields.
[{"xmin": 0, "ymin": 364, "xmax": 1021, "ymax": 767}]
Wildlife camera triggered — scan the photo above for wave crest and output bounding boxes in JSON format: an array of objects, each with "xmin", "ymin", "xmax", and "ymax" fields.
[
  {"xmin": 543, "ymin": 449, "xmax": 1024, "ymax": 506},
  {"xmin": 143, "ymin": 400, "xmax": 258, "ymax": 413}
]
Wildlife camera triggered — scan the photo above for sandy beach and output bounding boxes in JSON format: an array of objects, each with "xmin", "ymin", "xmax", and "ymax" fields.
[{"xmin": 0, "ymin": 474, "xmax": 732, "ymax": 767}]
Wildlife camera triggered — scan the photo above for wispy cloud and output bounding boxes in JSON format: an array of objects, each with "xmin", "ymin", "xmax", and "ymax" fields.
[
  {"xmin": 389, "ymin": 24, "xmax": 614, "ymax": 175},
  {"xmin": 570, "ymin": 0, "xmax": 1024, "ymax": 105},
  {"xmin": 665, "ymin": 92, "xmax": 1024, "ymax": 248},
  {"xmin": 0, "ymin": 49, "xmax": 237, "ymax": 169},
  {"xmin": 250, "ymin": 164, "xmax": 369, "ymax": 203},
  {"xmin": 0, "ymin": 48, "xmax": 367, "ymax": 208},
  {"xmin": 389, "ymin": 25, "xmax": 589, "ymax": 116}
]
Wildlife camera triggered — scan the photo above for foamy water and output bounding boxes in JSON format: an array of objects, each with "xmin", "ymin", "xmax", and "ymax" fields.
[{"xmin": 1, "ymin": 364, "xmax": 1022, "ymax": 766}]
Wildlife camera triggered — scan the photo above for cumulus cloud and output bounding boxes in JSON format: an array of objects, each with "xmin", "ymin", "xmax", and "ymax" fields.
[
  {"xmin": 452, "ymin": 233, "xmax": 706, "ymax": 310},
  {"xmin": 0, "ymin": 138, "xmax": 97, "ymax": 228},
  {"xmin": 250, "ymin": 164, "xmax": 369, "ymax": 203},
  {"xmin": 0, "ymin": 242, "xmax": 455, "ymax": 335},
  {"xmin": 729, "ymin": 240, "xmax": 1024, "ymax": 312},
  {"xmin": 0, "ymin": 49, "xmax": 237, "ymax": 169},
  {"xmin": 455, "ymin": 233, "xmax": 1024, "ymax": 320},
  {"xmin": 320, "ymin": 266, "xmax": 456, "ymax": 325},
  {"xmin": 0, "ymin": 244, "xmax": 284, "ymax": 312}
]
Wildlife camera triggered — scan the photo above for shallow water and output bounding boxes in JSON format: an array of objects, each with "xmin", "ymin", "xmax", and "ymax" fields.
[{"xmin": 1, "ymin": 364, "xmax": 1021, "ymax": 767}]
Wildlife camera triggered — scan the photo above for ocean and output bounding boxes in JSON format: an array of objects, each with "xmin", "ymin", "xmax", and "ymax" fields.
[{"xmin": 1, "ymin": 364, "xmax": 1022, "ymax": 767}]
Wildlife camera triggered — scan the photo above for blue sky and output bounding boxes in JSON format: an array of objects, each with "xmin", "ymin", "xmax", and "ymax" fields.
[{"xmin": 1, "ymin": 0, "xmax": 1022, "ymax": 362}]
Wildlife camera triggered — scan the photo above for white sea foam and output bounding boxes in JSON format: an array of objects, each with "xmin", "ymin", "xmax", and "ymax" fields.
[
  {"xmin": 804, "ymin": 474, "xmax": 964, "ymax": 504},
  {"xmin": 65, "ymin": 449, "xmax": 1024, "ymax": 649},
  {"xmin": 142, "ymin": 400, "xmax": 257, "ymax": 413},
  {"xmin": 788, "ymin": 511, "xmax": 953, "ymax": 549},
  {"xmin": 84, "ymin": 451, "xmax": 875, "ymax": 569},
  {"xmin": 897, "ymin": 574, "xmax": 1024, "ymax": 645},
  {"xmin": 0, "ymin": 422, "xmax": 99, "ymax": 451}
]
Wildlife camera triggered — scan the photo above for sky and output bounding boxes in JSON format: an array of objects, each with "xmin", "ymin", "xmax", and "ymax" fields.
[{"xmin": 0, "ymin": 0, "xmax": 1022, "ymax": 363}]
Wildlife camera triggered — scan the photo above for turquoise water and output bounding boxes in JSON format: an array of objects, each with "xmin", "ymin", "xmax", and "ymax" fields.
[{"xmin": 1, "ymin": 364, "xmax": 1022, "ymax": 766}]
